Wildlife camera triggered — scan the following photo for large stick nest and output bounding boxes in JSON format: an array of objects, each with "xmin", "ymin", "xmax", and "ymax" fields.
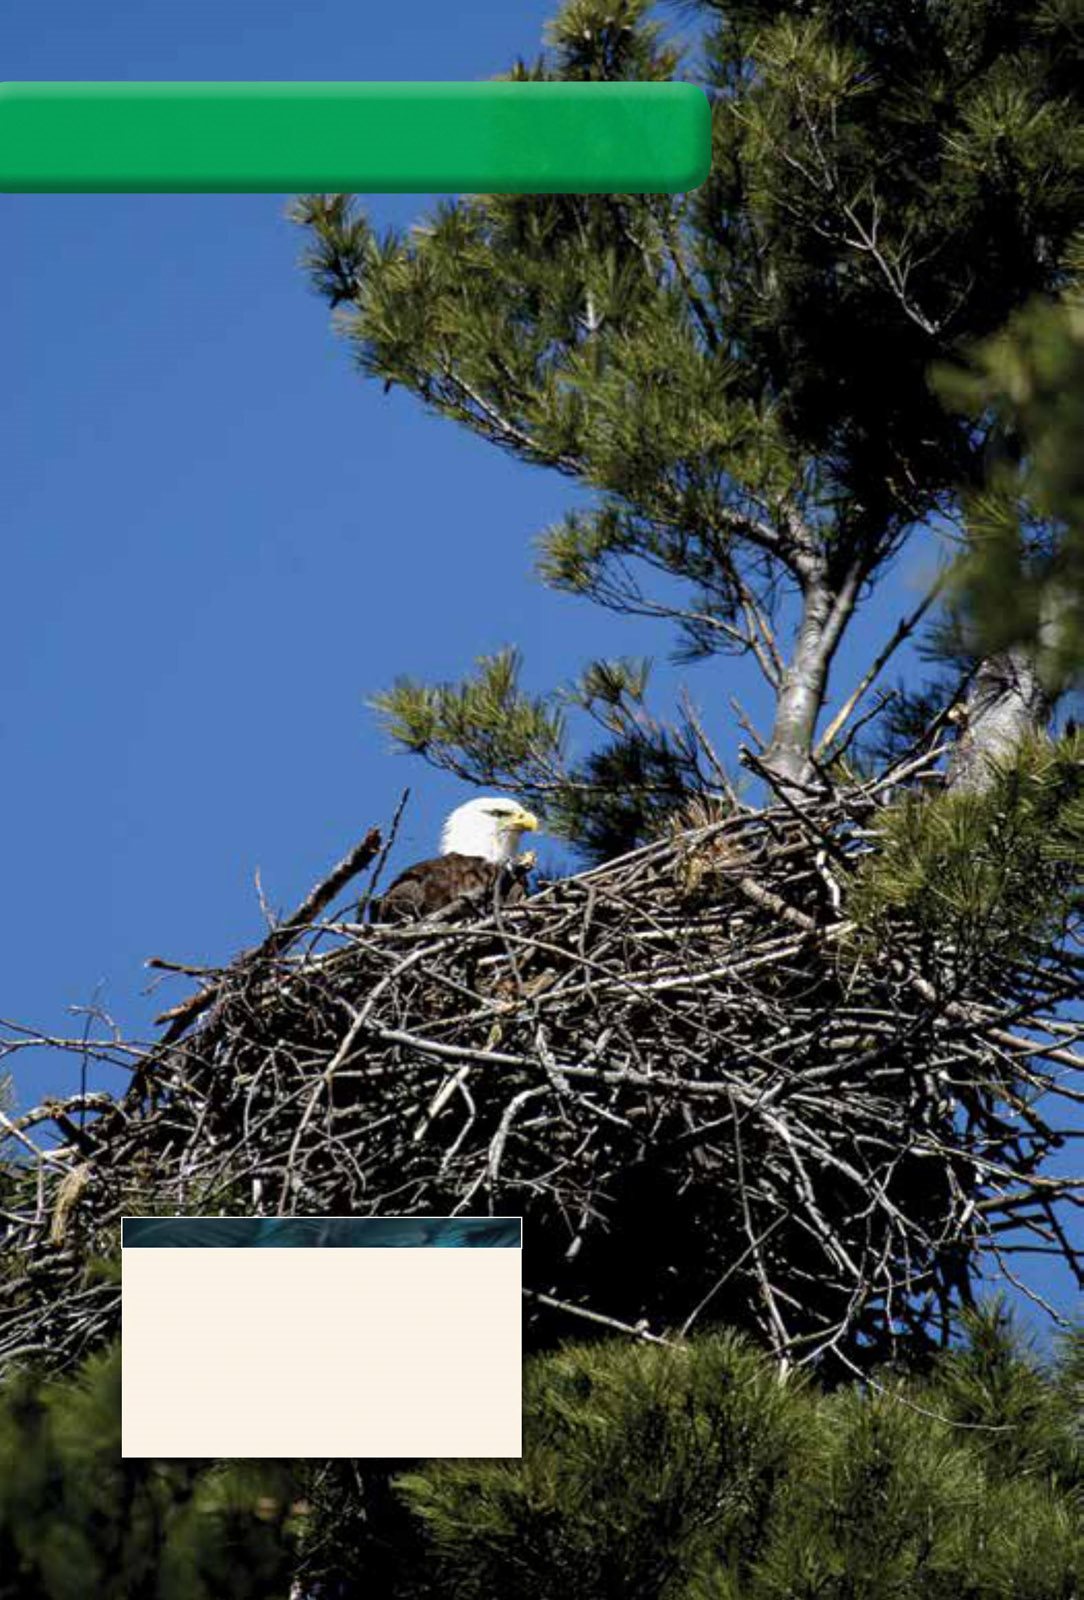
[{"xmin": 2, "ymin": 759, "xmax": 1082, "ymax": 1379}]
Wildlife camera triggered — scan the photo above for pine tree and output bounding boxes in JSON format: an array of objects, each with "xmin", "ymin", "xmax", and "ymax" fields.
[
  {"xmin": 0, "ymin": 1343, "xmax": 303, "ymax": 1600},
  {"xmin": 387, "ymin": 1305, "xmax": 1082, "ymax": 1600},
  {"xmin": 2, "ymin": 1307, "xmax": 1077, "ymax": 1599},
  {"xmin": 296, "ymin": 0, "xmax": 1084, "ymax": 854},
  {"xmin": 5, "ymin": 6, "xmax": 1084, "ymax": 1592}
]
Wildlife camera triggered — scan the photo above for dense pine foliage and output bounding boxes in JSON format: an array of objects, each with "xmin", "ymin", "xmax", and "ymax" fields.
[{"xmin": 2, "ymin": 1309, "xmax": 1078, "ymax": 1599}]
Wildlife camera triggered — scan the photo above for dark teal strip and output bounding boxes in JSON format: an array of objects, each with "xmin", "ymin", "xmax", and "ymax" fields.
[{"xmin": 122, "ymin": 1216, "xmax": 521, "ymax": 1248}]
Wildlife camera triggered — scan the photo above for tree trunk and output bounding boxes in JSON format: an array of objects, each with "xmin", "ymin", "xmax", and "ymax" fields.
[
  {"xmin": 945, "ymin": 646, "xmax": 1054, "ymax": 793},
  {"xmin": 763, "ymin": 564, "xmax": 862, "ymax": 787}
]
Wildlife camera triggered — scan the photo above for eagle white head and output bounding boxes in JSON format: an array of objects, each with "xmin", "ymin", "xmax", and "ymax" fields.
[{"xmin": 440, "ymin": 796, "xmax": 540, "ymax": 864}]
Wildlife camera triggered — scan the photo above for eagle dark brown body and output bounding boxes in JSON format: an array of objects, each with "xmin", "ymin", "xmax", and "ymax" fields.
[{"xmin": 371, "ymin": 852, "xmax": 531, "ymax": 923}]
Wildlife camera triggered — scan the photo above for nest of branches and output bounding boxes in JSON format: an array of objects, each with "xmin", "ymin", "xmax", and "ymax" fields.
[{"xmin": 3, "ymin": 754, "xmax": 1082, "ymax": 1380}]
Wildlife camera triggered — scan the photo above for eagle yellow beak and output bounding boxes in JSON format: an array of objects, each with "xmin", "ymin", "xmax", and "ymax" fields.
[{"xmin": 511, "ymin": 808, "xmax": 540, "ymax": 834}]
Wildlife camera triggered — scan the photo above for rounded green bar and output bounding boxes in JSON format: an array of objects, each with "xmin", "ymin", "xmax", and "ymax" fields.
[{"xmin": 0, "ymin": 81, "xmax": 710, "ymax": 193}]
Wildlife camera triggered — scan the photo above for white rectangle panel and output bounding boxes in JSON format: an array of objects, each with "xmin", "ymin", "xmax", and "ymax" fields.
[{"xmin": 122, "ymin": 1246, "xmax": 521, "ymax": 1458}]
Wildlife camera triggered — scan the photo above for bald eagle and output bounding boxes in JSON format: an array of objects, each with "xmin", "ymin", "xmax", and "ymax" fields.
[{"xmin": 371, "ymin": 796, "xmax": 540, "ymax": 923}]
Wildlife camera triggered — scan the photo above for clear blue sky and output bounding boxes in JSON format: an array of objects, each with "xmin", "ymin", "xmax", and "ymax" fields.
[
  {"xmin": 2, "ymin": 1, "xmax": 1076, "ymax": 1332},
  {"xmin": 3, "ymin": 0, "xmax": 591, "ymax": 1099}
]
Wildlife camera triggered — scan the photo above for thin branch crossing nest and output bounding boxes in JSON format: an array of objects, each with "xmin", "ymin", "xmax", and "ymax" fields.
[{"xmin": 3, "ymin": 755, "xmax": 1082, "ymax": 1378}]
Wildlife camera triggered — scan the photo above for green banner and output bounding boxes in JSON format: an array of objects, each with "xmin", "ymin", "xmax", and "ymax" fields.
[{"xmin": 0, "ymin": 81, "xmax": 710, "ymax": 193}]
